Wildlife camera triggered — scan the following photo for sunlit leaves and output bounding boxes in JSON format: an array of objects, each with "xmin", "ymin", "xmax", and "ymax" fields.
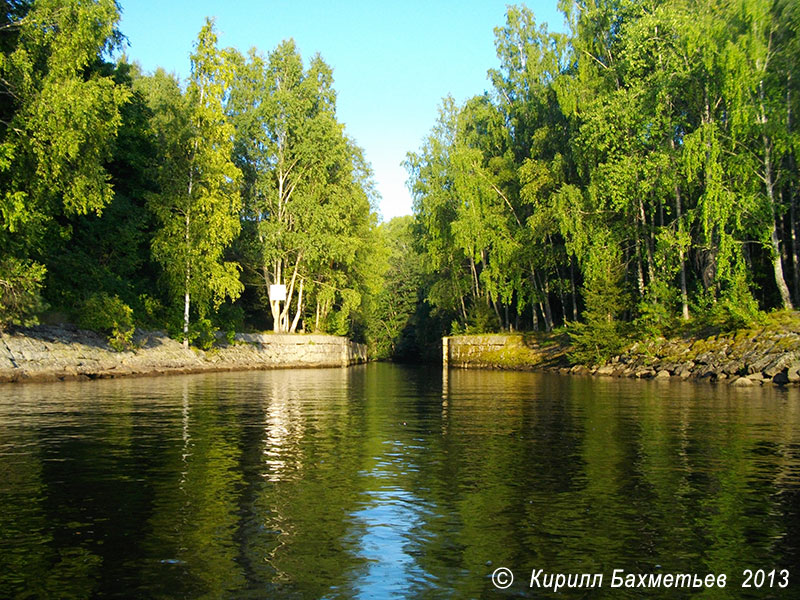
[
  {"xmin": 0, "ymin": 0, "xmax": 129, "ymax": 240},
  {"xmin": 228, "ymin": 40, "xmax": 377, "ymax": 334},
  {"xmin": 146, "ymin": 20, "xmax": 243, "ymax": 342}
]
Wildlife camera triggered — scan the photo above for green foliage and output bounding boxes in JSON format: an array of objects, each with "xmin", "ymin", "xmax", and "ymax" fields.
[
  {"xmin": 450, "ymin": 303, "xmax": 502, "ymax": 335},
  {"xmin": 568, "ymin": 247, "xmax": 629, "ymax": 365},
  {"xmin": 78, "ymin": 292, "xmax": 134, "ymax": 351},
  {"xmin": 404, "ymin": 0, "xmax": 800, "ymax": 361},
  {"xmin": 322, "ymin": 289, "xmax": 360, "ymax": 337},
  {"xmin": 406, "ymin": 8, "xmax": 579, "ymax": 336},
  {"xmin": 0, "ymin": 0, "xmax": 129, "ymax": 243},
  {"xmin": 214, "ymin": 303, "xmax": 245, "ymax": 344},
  {"xmin": 228, "ymin": 41, "xmax": 379, "ymax": 335},
  {"xmin": 189, "ymin": 317, "xmax": 217, "ymax": 350},
  {"xmin": 634, "ymin": 280, "xmax": 679, "ymax": 339},
  {"xmin": 568, "ymin": 318, "xmax": 627, "ymax": 367},
  {"xmin": 465, "ymin": 302, "xmax": 502, "ymax": 334},
  {"xmin": 37, "ymin": 61, "xmax": 163, "ymax": 318},
  {"xmin": 0, "ymin": 257, "xmax": 47, "ymax": 327},
  {"xmin": 367, "ymin": 216, "xmax": 423, "ymax": 359},
  {"xmin": 136, "ymin": 294, "xmax": 169, "ymax": 330},
  {"xmin": 146, "ymin": 21, "xmax": 243, "ymax": 346},
  {"xmin": 693, "ymin": 276, "xmax": 763, "ymax": 332},
  {"xmin": 1, "ymin": 0, "xmax": 797, "ymax": 365}
]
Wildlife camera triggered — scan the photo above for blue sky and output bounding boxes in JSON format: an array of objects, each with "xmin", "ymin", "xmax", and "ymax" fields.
[{"xmin": 118, "ymin": 1, "xmax": 564, "ymax": 221}]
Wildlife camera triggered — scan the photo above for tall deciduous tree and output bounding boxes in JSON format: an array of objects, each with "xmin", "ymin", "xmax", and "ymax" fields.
[
  {"xmin": 229, "ymin": 41, "xmax": 376, "ymax": 334},
  {"xmin": 491, "ymin": 5, "xmax": 572, "ymax": 330},
  {"xmin": 724, "ymin": 0, "xmax": 794, "ymax": 309},
  {"xmin": 408, "ymin": 0, "xmax": 799, "ymax": 350},
  {"xmin": 148, "ymin": 20, "xmax": 242, "ymax": 347},
  {"xmin": 405, "ymin": 97, "xmax": 473, "ymax": 327},
  {"xmin": 41, "ymin": 61, "xmax": 160, "ymax": 317}
]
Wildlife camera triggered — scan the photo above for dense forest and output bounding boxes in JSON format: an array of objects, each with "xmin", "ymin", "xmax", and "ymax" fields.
[
  {"xmin": 0, "ymin": 0, "xmax": 385, "ymax": 352},
  {"xmin": 1, "ymin": 0, "xmax": 799, "ymax": 363},
  {"xmin": 407, "ymin": 0, "xmax": 800, "ymax": 361}
]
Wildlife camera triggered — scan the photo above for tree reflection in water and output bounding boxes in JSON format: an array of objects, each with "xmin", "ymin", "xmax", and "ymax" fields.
[{"xmin": 0, "ymin": 366, "xmax": 798, "ymax": 599}]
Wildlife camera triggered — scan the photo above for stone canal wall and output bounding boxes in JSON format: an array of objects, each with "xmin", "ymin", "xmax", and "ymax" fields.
[
  {"xmin": 444, "ymin": 323, "xmax": 800, "ymax": 386},
  {"xmin": 0, "ymin": 325, "xmax": 367, "ymax": 383}
]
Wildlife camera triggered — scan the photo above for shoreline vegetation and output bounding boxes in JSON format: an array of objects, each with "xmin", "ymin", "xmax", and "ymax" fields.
[{"xmin": 1, "ymin": 2, "xmax": 799, "ymax": 368}]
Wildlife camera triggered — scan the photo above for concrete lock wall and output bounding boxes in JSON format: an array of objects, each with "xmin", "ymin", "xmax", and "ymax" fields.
[
  {"xmin": 232, "ymin": 333, "xmax": 368, "ymax": 367},
  {"xmin": 442, "ymin": 334, "xmax": 550, "ymax": 370}
]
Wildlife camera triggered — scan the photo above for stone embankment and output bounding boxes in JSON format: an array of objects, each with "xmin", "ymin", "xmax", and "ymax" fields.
[
  {"xmin": 443, "ymin": 318, "xmax": 800, "ymax": 386},
  {"xmin": 579, "ymin": 328, "xmax": 800, "ymax": 386},
  {"xmin": 0, "ymin": 325, "xmax": 367, "ymax": 383}
]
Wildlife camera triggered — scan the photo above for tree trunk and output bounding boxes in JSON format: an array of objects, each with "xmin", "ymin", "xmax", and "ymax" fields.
[
  {"xmin": 639, "ymin": 197, "xmax": 655, "ymax": 286},
  {"xmin": 452, "ymin": 275, "xmax": 468, "ymax": 324},
  {"xmin": 770, "ymin": 203, "xmax": 793, "ymax": 309},
  {"xmin": 761, "ymin": 81, "xmax": 793, "ymax": 309},
  {"xmin": 183, "ymin": 202, "xmax": 191, "ymax": 349},
  {"xmin": 677, "ymin": 185, "xmax": 690, "ymax": 320},
  {"xmin": 556, "ymin": 266, "xmax": 567, "ymax": 326},
  {"xmin": 289, "ymin": 278, "xmax": 304, "ymax": 333},
  {"xmin": 491, "ymin": 297, "xmax": 502, "ymax": 325},
  {"xmin": 781, "ymin": 212, "xmax": 790, "ymax": 266},
  {"xmin": 670, "ymin": 133, "xmax": 690, "ymax": 320},
  {"xmin": 529, "ymin": 267, "xmax": 540, "ymax": 331},
  {"xmin": 280, "ymin": 253, "xmax": 302, "ymax": 330},
  {"xmin": 635, "ymin": 231, "xmax": 645, "ymax": 297},
  {"xmin": 536, "ymin": 271, "xmax": 553, "ymax": 332},
  {"xmin": 530, "ymin": 266, "xmax": 550, "ymax": 331},
  {"xmin": 570, "ymin": 256, "xmax": 579, "ymax": 321},
  {"xmin": 790, "ymin": 189, "xmax": 800, "ymax": 304},
  {"xmin": 469, "ymin": 256, "xmax": 480, "ymax": 300},
  {"xmin": 271, "ymin": 259, "xmax": 282, "ymax": 332},
  {"xmin": 789, "ymin": 73, "xmax": 799, "ymax": 304},
  {"xmin": 183, "ymin": 277, "xmax": 190, "ymax": 349}
]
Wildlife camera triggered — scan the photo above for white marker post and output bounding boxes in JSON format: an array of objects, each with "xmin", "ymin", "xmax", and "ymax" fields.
[{"xmin": 269, "ymin": 284, "xmax": 287, "ymax": 332}]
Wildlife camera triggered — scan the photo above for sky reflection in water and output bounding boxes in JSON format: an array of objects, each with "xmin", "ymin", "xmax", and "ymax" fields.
[{"xmin": 0, "ymin": 365, "xmax": 799, "ymax": 599}]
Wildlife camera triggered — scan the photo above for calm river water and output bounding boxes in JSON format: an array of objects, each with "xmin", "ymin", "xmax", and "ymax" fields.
[{"xmin": 1, "ymin": 364, "xmax": 799, "ymax": 599}]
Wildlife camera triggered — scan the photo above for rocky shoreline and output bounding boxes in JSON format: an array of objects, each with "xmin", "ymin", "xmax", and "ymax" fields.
[
  {"xmin": 0, "ymin": 325, "xmax": 367, "ymax": 384},
  {"xmin": 563, "ymin": 327, "xmax": 800, "ymax": 386},
  {"xmin": 444, "ymin": 314, "xmax": 800, "ymax": 386}
]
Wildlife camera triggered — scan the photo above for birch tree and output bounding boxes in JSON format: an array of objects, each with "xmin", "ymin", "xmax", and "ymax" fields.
[
  {"xmin": 230, "ymin": 41, "xmax": 372, "ymax": 333},
  {"xmin": 724, "ymin": 0, "xmax": 794, "ymax": 309},
  {"xmin": 148, "ymin": 20, "xmax": 242, "ymax": 347}
]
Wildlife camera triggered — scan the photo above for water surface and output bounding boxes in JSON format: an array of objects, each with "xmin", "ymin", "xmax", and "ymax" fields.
[{"xmin": 1, "ymin": 364, "xmax": 799, "ymax": 598}]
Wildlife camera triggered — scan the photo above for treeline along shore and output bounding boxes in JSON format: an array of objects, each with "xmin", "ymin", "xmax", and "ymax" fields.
[{"xmin": 1, "ymin": 1, "xmax": 799, "ymax": 369}]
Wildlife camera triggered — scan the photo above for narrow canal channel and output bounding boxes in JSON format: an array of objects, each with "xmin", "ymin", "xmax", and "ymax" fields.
[{"xmin": 1, "ymin": 364, "xmax": 798, "ymax": 598}]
